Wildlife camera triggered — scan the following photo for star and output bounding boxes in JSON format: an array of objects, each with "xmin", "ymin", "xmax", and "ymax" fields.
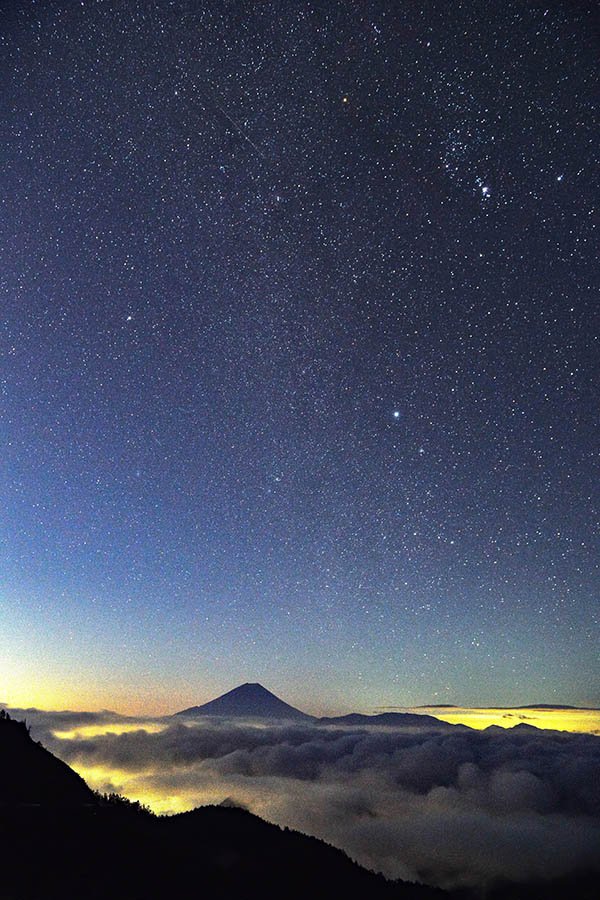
[{"xmin": 2, "ymin": 0, "xmax": 596, "ymax": 761}]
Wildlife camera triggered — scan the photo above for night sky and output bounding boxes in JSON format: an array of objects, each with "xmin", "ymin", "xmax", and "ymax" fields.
[{"xmin": 1, "ymin": 1, "xmax": 598, "ymax": 714}]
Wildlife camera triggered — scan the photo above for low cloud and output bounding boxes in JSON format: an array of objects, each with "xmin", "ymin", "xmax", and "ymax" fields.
[
  {"xmin": 6, "ymin": 706, "xmax": 130, "ymax": 733},
  {"xmin": 7, "ymin": 707, "xmax": 600, "ymax": 891}
]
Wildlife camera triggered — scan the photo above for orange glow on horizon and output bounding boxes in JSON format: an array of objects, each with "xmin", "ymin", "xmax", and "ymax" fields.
[
  {"xmin": 1, "ymin": 680, "xmax": 212, "ymax": 718},
  {"xmin": 31, "ymin": 704, "xmax": 600, "ymax": 817},
  {"xmin": 4, "ymin": 676, "xmax": 598, "ymax": 736},
  {"xmin": 53, "ymin": 722, "xmax": 168, "ymax": 740},
  {"xmin": 68, "ymin": 762, "xmax": 218, "ymax": 815},
  {"xmin": 413, "ymin": 706, "xmax": 600, "ymax": 734}
]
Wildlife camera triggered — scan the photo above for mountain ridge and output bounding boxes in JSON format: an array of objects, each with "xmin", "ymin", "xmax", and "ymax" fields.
[
  {"xmin": 175, "ymin": 682, "xmax": 315, "ymax": 721},
  {"xmin": 0, "ymin": 708, "xmax": 442, "ymax": 899},
  {"xmin": 318, "ymin": 712, "xmax": 456, "ymax": 729},
  {"xmin": 0, "ymin": 709, "xmax": 95, "ymax": 806},
  {"xmin": 175, "ymin": 683, "xmax": 458, "ymax": 728},
  {"xmin": 1, "ymin": 708, "xmax": 595, "ymax": 899}
]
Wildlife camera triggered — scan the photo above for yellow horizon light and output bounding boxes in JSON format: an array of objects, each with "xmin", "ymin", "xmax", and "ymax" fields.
[{"xmin": 415, "ymin": 706, "xmax": 600, "ymax": 734}]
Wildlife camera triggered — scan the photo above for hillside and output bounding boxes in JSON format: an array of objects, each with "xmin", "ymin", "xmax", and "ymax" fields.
[
  {"xmin": 1, "ymin": 708, "xmax": 596, "ymax": 900},
  {"xmin": 0, "ymin": 710, "xmax": 439, "ymax": 899},
  {"xmin": 0, "ymin": 709, "xmax": 94, "ymax": 806}
]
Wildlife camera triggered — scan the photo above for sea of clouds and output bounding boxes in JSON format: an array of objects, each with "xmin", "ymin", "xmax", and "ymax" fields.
[{"xmin": 6, "ymin": 706, "xmax": 600, "ymax": 891}]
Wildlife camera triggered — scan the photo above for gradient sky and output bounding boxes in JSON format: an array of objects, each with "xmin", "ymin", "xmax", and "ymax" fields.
[{"xmin": 1, "ymin": 0, "xmax": 598, "ymax": 715}]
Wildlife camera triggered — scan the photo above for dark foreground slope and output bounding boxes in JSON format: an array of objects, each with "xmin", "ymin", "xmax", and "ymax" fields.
[
  {"xmin": 0, "ymin": 711, "xmax": 596, "ymax": 900},
  {"xmin": 0, "ymin": 710, "xmax": 438, "ymax": 900},
  {"xmin": 0, "ymin": 709, "xmax": 94, "ymax": 805},
  {"xmin": 1, "ymin": 802, "xmax": 444, "ymax": 900}
]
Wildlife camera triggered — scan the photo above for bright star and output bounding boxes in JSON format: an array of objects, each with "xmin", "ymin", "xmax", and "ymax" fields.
[{"xmin": 393, "ymin": 410, "xmax": 401, "ymax": 419}]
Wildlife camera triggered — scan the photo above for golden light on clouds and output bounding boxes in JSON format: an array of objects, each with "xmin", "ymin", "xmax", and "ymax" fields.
[
  {"xmin": 51, "ymin": 705, "xmax": 600, "ymax": 818},
  {"xmin": 53, "ymin": 722, "xmax": 168, "ymax": 740},
  {"xmin": 67, "ymin": 760, "xmax": 218, "ymax": 815},
  {"xmin": 414, "ymin": 706, "xmax": 600, "ymax": 734}
]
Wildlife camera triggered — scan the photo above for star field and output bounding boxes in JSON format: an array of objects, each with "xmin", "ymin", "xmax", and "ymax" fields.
[{"xmin": 1, "ymin": 1, "xmax": 598, "ymax": 713}]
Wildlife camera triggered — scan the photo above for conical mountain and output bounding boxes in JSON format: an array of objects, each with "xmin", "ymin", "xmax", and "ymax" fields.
[{"xmin": 175, "ymin": 682, "xmax": 313, "ymax": 720}]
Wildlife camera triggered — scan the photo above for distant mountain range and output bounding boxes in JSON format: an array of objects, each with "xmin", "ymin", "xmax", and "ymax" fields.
[
  {"xmin": 1, "ymin": 706, "xmax": 594, "ymax": 899},
  {"xmin": 175, "ymin": 683, "xmax": 454, "ymax": 727},
  {"xmin": 417, "ymin": 703, "xmax": 600, "ymax": 711},
  {"xmin": 176, "ymin": 683, "xmax": 600, "ymax": 731},
  {"xmin": 318, "ymin": 712, "xmax": 455, "ymax": 728}
]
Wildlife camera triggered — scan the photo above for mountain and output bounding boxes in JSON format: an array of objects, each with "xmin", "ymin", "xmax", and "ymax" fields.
[
  {"xmin": 1, "ymin": 708, "xmax": 595, "ymax": 900},
  {"xmin": 519, "ymin": 704, "xmax": 600, "ymax": 711},
  {"xmin": 0, "ymin": 708, "xmax": 443, "ymax": 900},
  {"xmin": 0, "ymin": 708, "xmax": 94, "ymax": 806},
  {"xmin": 318, "ymin": 712, "xmax": 455, "ymax": 728},
  {"xmin": 176, "ymin": 682, "xmax": 314, "ymax": 720},
  {"xmin": 176, "ymin": 685, "xmax": 457, "ymax": 727}
]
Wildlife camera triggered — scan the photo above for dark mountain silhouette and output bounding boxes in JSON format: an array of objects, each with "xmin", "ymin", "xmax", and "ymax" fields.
[
  {"xmin": 176, "ymin": 681, "xmax": 314, "ymax": 720},
  {"xmin": 0, "ymin": 709, "xmax": 94, "ymax": 805},
  {"xmin": 1, "ymin": 708, "xmax": 596, "ymax": 900},
  {"xmin": 318, "ymin": 712, "xmax": 456, "ymax": 728},
  {"xmin": 0, "ymin": 709, "xmax": 438, "ymax": 899},
  {"xmin": 520, "ymin": 704, "xmax": 600, "ymax": 710},
  {"xmin": 419, "ymin": 703, "xmax": 600, "ymax": 711},
  {"xmin": 175, "ymin": 683, "xmax": 458, "ymax": 728},
  {"xmin": 486, "ymin": 723, "xmax": 540, "ymax": 734},
  {"xmin": 416, "ymin": 704, "xmax": 457, "ymax": 708}
]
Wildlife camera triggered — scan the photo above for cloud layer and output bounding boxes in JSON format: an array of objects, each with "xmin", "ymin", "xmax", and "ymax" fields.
[{"xmin": 8, "ymin": 707, "xmax": 600, "ymax": 891}]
